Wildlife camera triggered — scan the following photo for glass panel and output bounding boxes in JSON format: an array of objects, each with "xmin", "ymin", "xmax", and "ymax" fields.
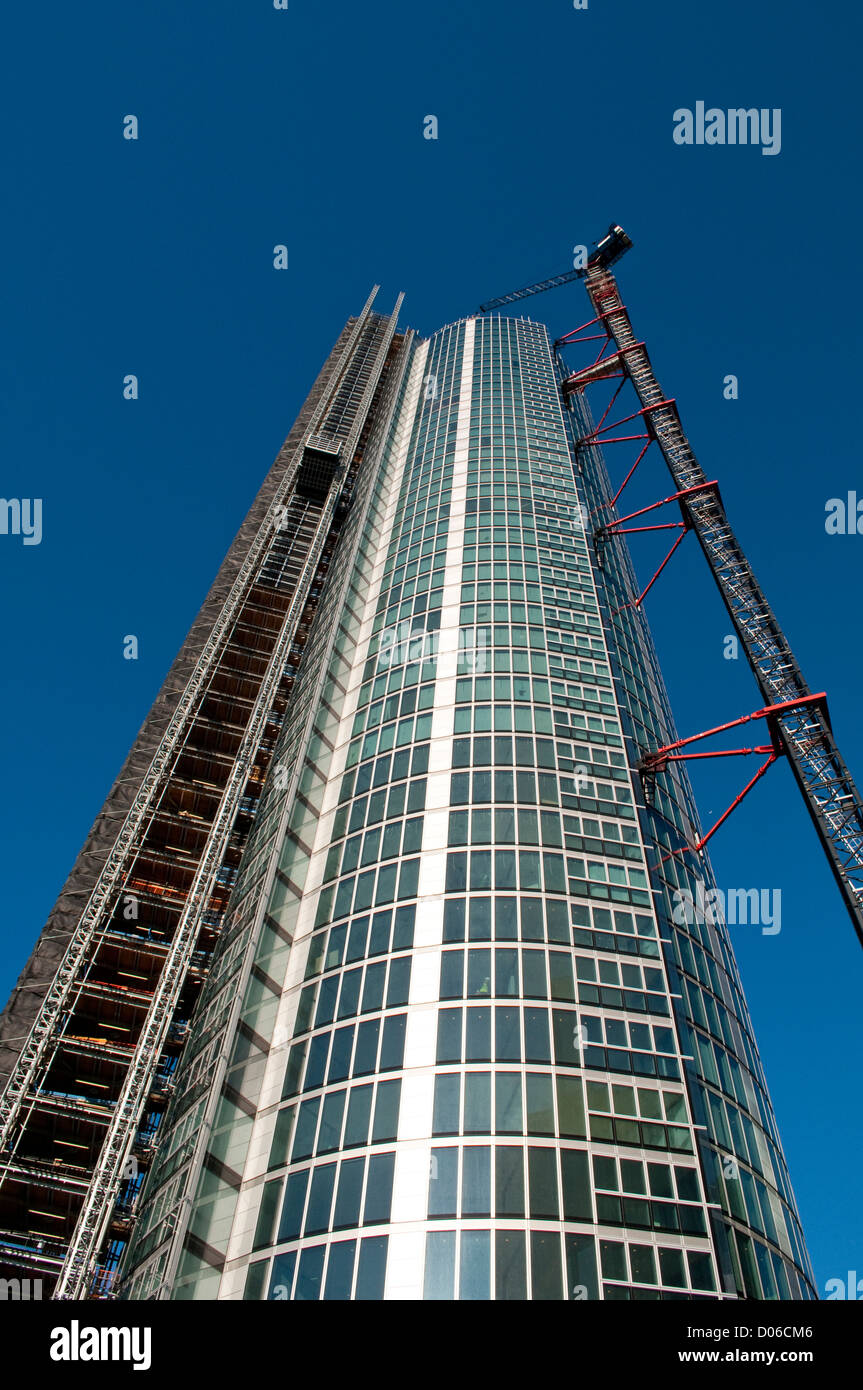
[
  {"xmin": 443, "ymin": 900, "xmax": 465, "ymax": 942},
  {"xmin": 629, "ymin": 1245, "xmax": 657, "ymax": 1285},
  {"xmin": 363, "ymin": 1152, "xmax": 395, "ymax": 1224},
  {"xmin": 494, "ymin": 1007, "xmax": 520, "ymax": 1061},
  {"xmin": 327, "ymin": 1026, "xmax": 355, "ymax": 1083},
  {"xmin": 495, "ymin": 1146, "xmax": 525, "ymax": 1217},
  {"xmin": 462, "ymin": 1146, "xmax": 491, "ymax": 1216},
  {"xmin": 433, "ymin": 1073, "xmax": 461, "ymax": 1135},
  {"xmin": 353, "ymin": 1019, "xmax": 380, "ymax": 1075},
  {"xmin": 459, "ymin": 1230, "xmax": 491, "ymax": 1300},
  {"xmin": 467, "ymin": 949, "xmax": 492, "ymax": 998},
  {"xmin": 372, "ymin": 1079, "xmax": 401, "ymax": 1143},
  {"xmin": 552, "ymin": 1009, "xmax": 579, "ymax": 1066},
  {"xmin": 429, "ymin": 1146, "xmax": 458, "ymax": 1217},
  {"xmin": 600, "ymin": 1240, "xmax": 627, "ymax": 1281},
  {"xmin": 323, "ymin": 1239, "xmax": 356, "ymax": 1300},
  {"xmin": 268, "ymin": 1251, "xmax": 296, "ymax": 1301},
  {"xmin": 355, "ymin": 1236, "xmax": 388, "ymax": 1299},
  {"xmin": 282, "ymin": 1042, "xmax": 307, "ymax": 1098},
  {"xmin": 343, "ymin": 1085, "xmax": 373, "ymax": 1148},
  {"xmin": 565, "ymin": 1233, "xmax": 599, "ymax": 1301},
  {"xmin": 522, "ymin": 951, "xmax": 548, "ymax": 999},
  {"xmin": 530, "ymin": 1231, "xmax": 563, "ymax": 1300},
  {"xmin": 495, "ymin": 1230, "xmax": 527, "ymax": 1301},
  {"xmin": 495, "ymin": 897, "xmax": 518, "ymax": 940},
  {"xmin": 243, "ymin": 1260, "xmax": 269, "ymax": 1301},
  {"xmin": 369, "ymin": 911, "xmax": 392, "ymax": 956},
  {"xmin": 393, "ymin": 904, "xmax": 415, "ymax": 949},
  {"xmin": 466, "ymin": 1007, "xmax": 491, "ymax": 1062},
  {"xmin": 549, "ymin": 952, "xmax": 575, "ymax": 1001},
  {"xmin": 317, "ymin": 1091, "xmax": 346, "ymax": 1154},
  {"xmin": 526, "ymin": 1073, "xmax": 554, "ymax": 1135},
  {"xmin": 305, "ymin": 1163, "xmax": 336, "ymax": 1236},
  {"xmin": 252, "ymin": 1178, "xmax": 282, "ymax": 1251},
  {"xmin": 495, "ymin": 948, "xmax": 518, "ymax": 996},
  {"xmin": 561, "ymin": 1148, "xmax": 592, "ymax": 1221},
  {"xmin": 658, "ymin": 1247, "xmax": 685, "ymax": 1288},
  {"xmin": 380, "ymin": 1014, "xmax": 406, "ymax": 1070},
  {"xmin": 524, "ymin": 1007, "xmax": 551, "ymax": 1062},
  {"xmin": 424, "ymin": 1231, "xmax": 456, "ymax": 1300},
  {"xmin": 495, "ymin": 1073, "xmax": 523, "ymax": 1134},
  {"xmin": 437, "ymin": 1008, "xmax": 463, "ymax": 1063},
  {"xmin": 528, "ymin": 1146, "xmax": 559, "ymax": 1218},
  {"xmin": 346, "ymin": 918, "xmax": 370, "ymax": 962},
  {"xmin": 332, "ymin": 1156, "xmax": 365, "ymax": 1230},
  {"xmin": 360, "ymin": 962, "xmax": 386, "ymax": 1013},
  {"xmin": 468, "ymin": 898, "xmax": 492, "ymax": 941},
  {"xmin": 277, "ymin": 1169, "xmax": 309, "ymax": 1243},
  {"xmin": 386, "ymin": 956, "xmax": 411, "ymax": 1007},
  {"xmin": 556, "ymin": 1075, "xmax": 586, "ymax": 1138},
  {"xmin": 337, "ymin": 969, "xmax": 362, "ymax": 1019},
  {"xmin": 304, "ymin": 1035, "xmax": 330, "ymax": 1091},
  {"xmin": 294, "ymin": 1244, "xmax": 326, "ymax": 1301},
  {"xmin": 463, "ymin": 1071, "xmax": 491, "ymax": 1134},
  {"xmin": 688, "ymin": 1250, "xmax": 717, "ymax": 1293}
]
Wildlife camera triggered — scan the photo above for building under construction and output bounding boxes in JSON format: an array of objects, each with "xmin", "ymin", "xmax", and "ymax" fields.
[
  {"xmin": 1, "ymin": 231, "xmax": 860, "ymax": 1300},
  {"xmin": 0, "ymin": 292, "xmax": 405, "ymax": 1296}
]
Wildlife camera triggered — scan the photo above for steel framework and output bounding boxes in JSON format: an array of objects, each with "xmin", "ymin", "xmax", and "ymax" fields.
[
  {"xmin": 477, "ymin": 226, "xmax": 863, "ymax": 948},
  {"xmin": 0, "ymin": 287, "xmax": 404, "ymax": 1299},
  {"xmin": 560, "ymin": 245, "xmax": 863, "ymax": 946}
]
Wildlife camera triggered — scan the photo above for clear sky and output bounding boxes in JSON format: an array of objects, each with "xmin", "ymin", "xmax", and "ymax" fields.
[{"xmin": 1, "ymin": 0, "xmax": 860, "ymax": 1295}]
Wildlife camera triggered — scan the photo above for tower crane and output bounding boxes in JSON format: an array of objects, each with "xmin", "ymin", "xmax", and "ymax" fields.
[
  {"xmin": 478, "ymin": 225, "xmax": 863, "ymax": 950},
  {"xmin": 477, "ymin": 225, "xmax": 632, "ymax": 312}
]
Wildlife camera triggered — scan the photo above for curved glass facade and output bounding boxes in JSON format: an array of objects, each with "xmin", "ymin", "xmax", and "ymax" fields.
[{"xmin": 120, "ymin": 311, "xmax": 814, "ymax": 1301}]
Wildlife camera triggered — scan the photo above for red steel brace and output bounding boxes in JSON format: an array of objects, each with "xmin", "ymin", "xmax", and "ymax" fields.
[
  {"xmin": 640, "ymin": 694, "xmax": 828, "ymax": 857},
  {"xmin": 554, "ymin": 304, "xmax": 628, "ymax": 348},
  {"xmin": 561, "ymin": 343, "xmax": 647, "ymax": 396},
  {"xmin": 596, "ymin": 482, "xmax": 720, "ymax": 612}
]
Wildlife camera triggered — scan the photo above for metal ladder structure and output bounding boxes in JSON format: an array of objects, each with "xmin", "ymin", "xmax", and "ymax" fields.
[
  {"xmin": 0, "ymin": 286, "xmax": 384, "ymax": 1158},
  {"xmin": 52, "ymin": 494, "xmax": 338, "ymax": 1299},
  {"xmin": 51, "ymin": 295, "xmax": 403, "ymax": 1299},
  {"xmin": 0, "ymin": 287, "xmax": 404, "ymax": 1298},
  {"xmin": 478, "ymin": 226, "xmax": 863, "ymax": 949}
]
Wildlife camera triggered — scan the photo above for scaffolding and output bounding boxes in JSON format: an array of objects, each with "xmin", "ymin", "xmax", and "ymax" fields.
[{"xmin": 0, "ymin": 289, "xmax": 404, "ymax": 1298}]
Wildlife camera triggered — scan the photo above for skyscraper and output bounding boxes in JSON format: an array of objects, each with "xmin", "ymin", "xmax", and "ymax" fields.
[{"xmin": 0, "ymin": 287, "xmax": 815, "ymax": 1302}]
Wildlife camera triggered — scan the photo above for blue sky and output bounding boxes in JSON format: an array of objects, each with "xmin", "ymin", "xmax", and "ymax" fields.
[{"xmin": 1, "ymin": 0, "xmax": 860, "ymax": 1294}]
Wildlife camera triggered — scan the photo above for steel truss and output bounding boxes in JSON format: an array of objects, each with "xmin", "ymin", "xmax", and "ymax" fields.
[
  {"xmin": 640, "ymin": 694, "xmax": 827, "ymax": 862},
  {"xmin": 0, "ymin": 287, "xmax": 404, "ymax": 1300},
  {"xmin": 51, "ymin": 294, "xmax": 404, "ymax": 1299},
  {"xmin": 557, "ymin": 260, "xmax": 863, "ymax": 949}
]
